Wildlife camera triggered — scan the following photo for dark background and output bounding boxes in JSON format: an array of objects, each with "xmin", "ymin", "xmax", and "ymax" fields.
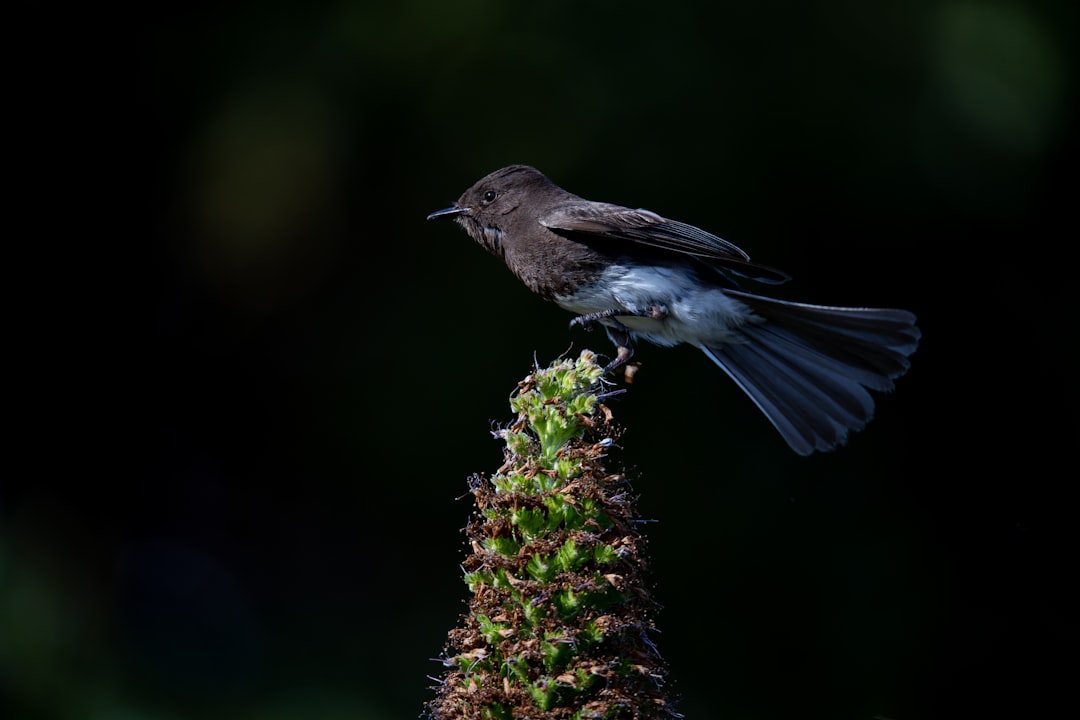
[{"xmin": 6, "ymin": 1, "xmax": 1078, "ymax": 718}]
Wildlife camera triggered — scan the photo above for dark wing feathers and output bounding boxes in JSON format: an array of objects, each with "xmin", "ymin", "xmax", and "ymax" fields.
[{"xmin": 539, "ymin": 203, "xmax": 790, "ymax": 284}]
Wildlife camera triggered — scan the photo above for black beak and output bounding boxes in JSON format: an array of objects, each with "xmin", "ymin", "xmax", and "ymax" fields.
[{"xmin": 426, "ymin": 206, "xmax": 469, "ymax": 221}]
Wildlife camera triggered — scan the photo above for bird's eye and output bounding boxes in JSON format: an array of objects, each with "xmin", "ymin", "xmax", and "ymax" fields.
[{"xmin": 482, "ymin": 190, "xmax": 499, "ymax": 204}]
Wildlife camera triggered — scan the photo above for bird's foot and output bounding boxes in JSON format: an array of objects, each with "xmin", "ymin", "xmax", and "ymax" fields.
[
  {"xmin": 600, "ymin": 322, "xmax": 635, "ymax": 375},
  {"xmin": 567, "ymin": 310, "xmax": 639, "ymax": 377},
  {"xmin": 570, "ymin": 305, "xmax": 667, "ymax": 329},
  {"xmin": 601, "ymin": 344, "xmax": 634, "ymax": 375},
  {"xmin": 569, "ymin": 308, "xmax": 624, "ymax": 331}
]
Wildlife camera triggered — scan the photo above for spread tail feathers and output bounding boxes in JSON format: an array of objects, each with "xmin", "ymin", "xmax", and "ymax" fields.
[{"xmin": 703, "ymin": 291, "xmax": 920, "ymax": 455}]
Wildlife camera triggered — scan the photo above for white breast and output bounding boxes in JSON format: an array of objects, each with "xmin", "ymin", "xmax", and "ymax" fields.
[{"xmin": 554, "ymin": 264, "xmax": 756, "ymax": 348}]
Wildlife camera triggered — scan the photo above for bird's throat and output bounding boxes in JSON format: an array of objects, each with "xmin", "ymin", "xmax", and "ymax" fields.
[{"xmin": 463, "ymin": 218, "xmax": 505, "ymax": 257}]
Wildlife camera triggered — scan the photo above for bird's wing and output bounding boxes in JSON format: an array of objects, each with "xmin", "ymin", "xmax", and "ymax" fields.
[{"xmin": 539, "ymin": 202, "xmax": 790, "ymax": 284}]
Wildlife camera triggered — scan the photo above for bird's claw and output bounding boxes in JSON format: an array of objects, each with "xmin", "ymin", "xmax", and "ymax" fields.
[{"xmin": 569, "ymin": 316, "xmax": 597, "ymax": 331}]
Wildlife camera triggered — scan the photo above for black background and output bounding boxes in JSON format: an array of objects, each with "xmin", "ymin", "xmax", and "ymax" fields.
[{"xmin": 6, "ymin": 2, "xmax": 1078, "ymax": 719}]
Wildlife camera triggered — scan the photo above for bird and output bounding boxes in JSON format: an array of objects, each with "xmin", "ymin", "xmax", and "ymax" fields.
[{"xmin": 427, "ymin": 164, "xmax": 920, "ymax": 455}]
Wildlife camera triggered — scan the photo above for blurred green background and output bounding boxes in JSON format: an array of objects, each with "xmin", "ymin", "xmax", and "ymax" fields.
[{"xmin": 6, "ymin": 1, "xmax": 1078, "ymax": 718}]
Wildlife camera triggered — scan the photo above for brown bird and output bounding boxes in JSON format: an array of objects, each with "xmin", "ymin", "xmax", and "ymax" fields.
[{"xmin": 429, "ymin": 165, "xmax": 919, "ymax": 455}]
